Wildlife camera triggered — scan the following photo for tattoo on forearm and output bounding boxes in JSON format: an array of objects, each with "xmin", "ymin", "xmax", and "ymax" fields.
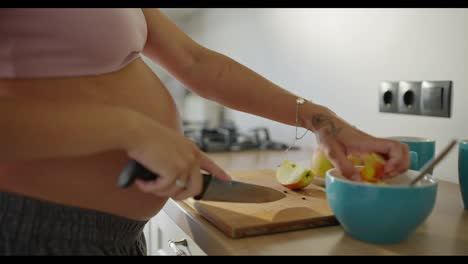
[{"xmin": 311, "ymin": 114, "xmax": 342, "ymax": 137}]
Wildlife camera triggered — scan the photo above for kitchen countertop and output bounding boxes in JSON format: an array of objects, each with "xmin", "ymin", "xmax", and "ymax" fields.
[{"xmin": 161, "ymin": 149, "xmax": 468, "ymax": 255}]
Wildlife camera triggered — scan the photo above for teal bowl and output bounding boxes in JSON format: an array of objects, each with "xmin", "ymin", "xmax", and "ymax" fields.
[{"xmin": 326, "ymin": 168, "xmax": 438, "ymax": 244}]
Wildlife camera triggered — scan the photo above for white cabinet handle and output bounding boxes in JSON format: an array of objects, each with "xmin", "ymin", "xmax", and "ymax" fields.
[{"xmin": 168, "ymin": 239, "xmax": 189, "ymax": 256}]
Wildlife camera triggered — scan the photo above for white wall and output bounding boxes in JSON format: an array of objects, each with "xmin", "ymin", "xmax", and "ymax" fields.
[
  {"xmin": 143, "ymin": 9, "xmax": 202, "ymax": 84},
  {"xmin": 168, "ymin": 8, "xmax": 468, "ymax": 183}
]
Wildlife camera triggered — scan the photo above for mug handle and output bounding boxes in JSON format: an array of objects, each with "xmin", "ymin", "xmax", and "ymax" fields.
[{"xmin": 409, "ymin": 151, "xmax": 419, "ymax": 171}]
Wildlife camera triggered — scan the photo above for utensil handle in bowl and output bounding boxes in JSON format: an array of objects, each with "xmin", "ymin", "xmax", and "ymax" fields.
[{"xmin": 410, "ymin": 139, "xmax": 458, "ymax": 186}]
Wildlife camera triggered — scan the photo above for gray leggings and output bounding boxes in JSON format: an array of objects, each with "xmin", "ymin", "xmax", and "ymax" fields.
[{"xmin": 0, "ymin": 191, "xmax": 148, "ymax": 256}]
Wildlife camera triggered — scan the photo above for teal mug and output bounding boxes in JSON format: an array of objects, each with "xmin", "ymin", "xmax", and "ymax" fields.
[
  {"xmin": 409, "ymin": 151, "xmax": 419, "ymax": 171},
  {"xmin": 387, "ymin": 137, "xmax": 435, "ymax": 172},
  {"xmin": 459, "ymin": 140, "xmax": 468, "ymax": 209}
]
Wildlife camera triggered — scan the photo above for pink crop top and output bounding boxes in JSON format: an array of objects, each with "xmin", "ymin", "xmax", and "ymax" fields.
[{"xmin": 0, "ymin": 8, "xmax": 148, "ymax": 78}]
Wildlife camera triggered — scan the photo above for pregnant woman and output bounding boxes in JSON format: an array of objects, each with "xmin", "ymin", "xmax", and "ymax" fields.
[{"xmin": 0, "ymin": 8, "xmax": 410, "ymax": 255}]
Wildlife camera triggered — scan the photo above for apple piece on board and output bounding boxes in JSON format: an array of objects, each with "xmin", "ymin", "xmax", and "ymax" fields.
[{"xmin": 276, "ymin": 160, "xmax": 315, "ymax": 190}]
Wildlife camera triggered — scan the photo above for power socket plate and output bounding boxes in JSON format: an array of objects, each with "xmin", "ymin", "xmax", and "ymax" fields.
[
  {"xmin": 379, "ymin": 81, "xmax": 399, "ymax": 113},
  {"xmin": 398, "ymin": 81, "xmax": 421, "ymax": 115},
  {"xmin": 420, "ymin": 81, "xmax": 452, "ymax": 117}
]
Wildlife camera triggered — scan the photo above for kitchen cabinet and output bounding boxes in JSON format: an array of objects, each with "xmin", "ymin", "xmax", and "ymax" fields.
[{"xmin": 145, "ymin": 209, "xmax": 207, "ymax": 256}]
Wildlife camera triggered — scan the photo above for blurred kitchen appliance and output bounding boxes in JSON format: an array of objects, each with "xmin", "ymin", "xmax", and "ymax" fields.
[
  {"xmin": 183, "ymin": 120, "xmax": 297, "ymax": 153},
  {"xmin": 181, "ymin": 89, "xmax": 296, "ymax": 152}
]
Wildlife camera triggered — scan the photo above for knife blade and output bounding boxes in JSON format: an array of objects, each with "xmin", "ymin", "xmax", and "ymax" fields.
[{"xmin": 118, "ymin": 160, "xmax": 286, "ymax": 203}]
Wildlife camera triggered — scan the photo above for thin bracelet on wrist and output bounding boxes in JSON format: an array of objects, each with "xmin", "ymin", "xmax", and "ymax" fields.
[{"xmin": 284, "ymin": 97, "xmax": 309, "ymax": 153}]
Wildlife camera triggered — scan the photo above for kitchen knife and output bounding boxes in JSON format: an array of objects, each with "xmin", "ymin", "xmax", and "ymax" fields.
[{"xmin": 118, "ymin": 160, "xmax": 286, "ymax": 203}]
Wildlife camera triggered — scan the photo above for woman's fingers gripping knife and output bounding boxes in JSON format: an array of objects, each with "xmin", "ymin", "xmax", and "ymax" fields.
[
  {"xmin": 173, "ymin": 153, "xmax": 232, "ymax": 200},
  {"xmin": 135, "ymin": 163, "xmax": 204, "ymax": 200},
  {"xmin": 133, "ymin": 144, "xmax": 230, "ymax": 199},
  {"xmin": 173, "ymin": 165, "xmax": 203, "ymax": 200},
  {"xmin": 134, "ymin": 150, "xmax": 199, "ymax": 197},
  {"xmin": 199, "ymin": 153, "xmax": 232, "ymax": 182},
  {"xmin": 139, "ymin": 171, "xmax": 190, "ymax": 199}
]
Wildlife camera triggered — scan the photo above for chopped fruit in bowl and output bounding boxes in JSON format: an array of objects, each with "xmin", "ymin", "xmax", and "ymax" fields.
[
  {"xmin": 358, "ymin": 153, "xmax": 386, "ymax": 183},
  {"xmin": 278, "ymin": 151, "xmax": 389, "ymax": 190},
  {"xmin": 347, "ymin": 154, "xmax": 364, "ymax": 166},
  {"xmin": 311, "ymin": 147, "xmax": 390, "ymax": 185},
  {"xmin": 276, "ymin": 160, "xmax": 315, "ymax": 190}
]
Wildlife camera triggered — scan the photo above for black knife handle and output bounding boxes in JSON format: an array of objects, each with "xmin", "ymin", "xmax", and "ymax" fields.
[
  {"xmin": 118, "ymin": 160, "xmax": 212, "ymax": 200},
  {"xmin": 194, "ymin": 173, "xmax": 212, "ymax": 200},
  {"xmin": 118, "ymin": 160, "xmax": 158, "ymax": 188}
]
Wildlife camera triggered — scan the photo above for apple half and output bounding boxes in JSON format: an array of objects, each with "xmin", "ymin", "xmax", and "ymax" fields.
[{"xmin": 276, "ymin": 160, "xmax": 315, "ymax": 190}]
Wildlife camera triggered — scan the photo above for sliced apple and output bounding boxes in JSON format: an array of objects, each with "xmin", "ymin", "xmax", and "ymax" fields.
[
  {"xmin": 276, "ymin": 160, "xmax": 314, "ymax": 190},
  {"xmin": 359, "ymin": 153, "xmax": 386, "ymax": 182},
  {"xmin": 310, "ymin": 148, "xmax": 388, "ymax": 184},
  {"xmin": 347, "ymin": 154, "xmax": 364, "ymax": 166},
  {"xmin": 311, "ymin": 148, "xmax": 334, "ymax": 178}
]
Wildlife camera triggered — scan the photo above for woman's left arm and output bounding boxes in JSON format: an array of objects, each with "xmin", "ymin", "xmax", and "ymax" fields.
[
  {"xmin": 141, "ymin": 8, "xmax": 410, "ymax": 178},
  {"xmin": 142, "ymin": 8, "xmax": 307, "ymax": 128}
]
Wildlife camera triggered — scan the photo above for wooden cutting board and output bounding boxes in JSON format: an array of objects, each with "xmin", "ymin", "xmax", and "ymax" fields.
[{"xmin": 185, "ymin": 169, "xmax": 339, "ymax": 239}]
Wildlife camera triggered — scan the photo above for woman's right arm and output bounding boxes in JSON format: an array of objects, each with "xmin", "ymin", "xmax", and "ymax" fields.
[
  {"xmin": 0, "ymin": 98, "xmax": 144, "ymax": 162},
  {"xmin": 0, "ymin": 98, "xmax": 230, "ymax": 199}
]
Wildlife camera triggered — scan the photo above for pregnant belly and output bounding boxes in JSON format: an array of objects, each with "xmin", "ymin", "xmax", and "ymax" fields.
[{"xmin": 0, "ymin": 58, "xmax": 183, "ymax": 220}]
